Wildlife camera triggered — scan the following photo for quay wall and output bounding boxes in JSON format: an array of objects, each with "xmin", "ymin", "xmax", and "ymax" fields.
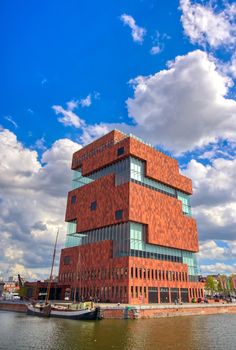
[
  {"xmin": 0, "ymin": 302, "xmax": 27, "ymax": 313},
  {"xmin": 101, "ymin": 304, "xmax": 236, "ymax": 319},
  {"xmin": 1, "ymin": 302, "xmax": 236, "ymax": 319}
]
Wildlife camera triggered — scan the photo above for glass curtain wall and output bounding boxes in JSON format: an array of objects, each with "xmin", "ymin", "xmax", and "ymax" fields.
[
  {"xmin": 71, "ymin": 157, "xmax": 192, "ymax": 216},
  {"xmin": 65, "ymin": 221, "xmax": 198, "ymax": 279}
]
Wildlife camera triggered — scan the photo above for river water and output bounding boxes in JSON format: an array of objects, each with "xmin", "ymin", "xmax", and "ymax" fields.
[{"xmin": 0, "ymin": 311, "xmax": 236, "ymax": 350}]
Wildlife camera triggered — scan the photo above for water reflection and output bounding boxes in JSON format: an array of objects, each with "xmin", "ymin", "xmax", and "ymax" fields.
[{"xmin": 0, "ymin": 312, "xmax": 236, "ymax": 350}]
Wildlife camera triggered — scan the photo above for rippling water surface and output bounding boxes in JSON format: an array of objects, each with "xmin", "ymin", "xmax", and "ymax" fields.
[{"xmin": 0, "ymin": 311, "xmax": 236, "ymax": 350}]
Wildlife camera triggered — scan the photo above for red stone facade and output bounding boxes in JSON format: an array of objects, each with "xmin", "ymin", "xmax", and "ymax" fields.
[
  {"xmin": 59, "ymin": 130, "xmax": 204, "ymax": 303},
  {"xmin": 59, "ymin": 242, "xmax": 203, "ymax": 304},
  {"xmin": 129, "ymin": 182, "xmax": 198, "ymax": 251}
]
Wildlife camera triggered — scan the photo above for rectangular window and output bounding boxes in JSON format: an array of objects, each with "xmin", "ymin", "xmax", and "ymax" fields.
[
  {"xmin": 64, "ymin": 256, "xmax": 71, "ymax": 265},
  {"xmin": 90, "ymin": 201, "xmax": 97, "ymax": 211},
  {"xmin": 115, "ymin": 209, "xmax": 123, "ymax": 220},
  {"xmin": 71, "ymin": 195, "xmax": 76, "ymax": 204},
  {"xmin": 117, "ymin": 147, "xmax": 125, "ymax": 156},
  {"xmin": 131, "ymin": 267, "xmax": 133, "ymax": 278}
]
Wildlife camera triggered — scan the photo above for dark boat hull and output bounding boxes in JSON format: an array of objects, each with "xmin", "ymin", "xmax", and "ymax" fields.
[{"xmin": 27, "ymin": 304, "xmax": 102, "ymax": 320}]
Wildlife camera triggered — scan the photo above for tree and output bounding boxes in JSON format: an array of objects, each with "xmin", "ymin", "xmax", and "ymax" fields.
[
  {"xmin": 217, "ymin": 280, "xmax": 223, "ymax": 294},
  {"xmin": 205, "ymin": 276, "xmax": 216, "ymax": 296}
]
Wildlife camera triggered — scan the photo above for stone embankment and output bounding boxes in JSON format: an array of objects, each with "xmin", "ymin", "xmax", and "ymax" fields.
[
  {"xmin": 0, "ymin": 301, "xmax": 27, "ymax": 313},
  {"xmin": 100, "ymin": 303, "xmax": 236, "ymax": 319},
  {"xmin": 1, "ymin": 301, "xmax": 236, "ymax": 319}
]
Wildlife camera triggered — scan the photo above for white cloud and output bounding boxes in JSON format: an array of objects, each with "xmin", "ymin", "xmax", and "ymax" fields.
[
  {"xmin": 80, "ymin": 94, "xmax": 91, "ymax": 107},
  {"xmin": 221, "ymin": 52, "xmax": 236, "ymax": 79},
  {"xmin": 184, "ymin": 157, "xmax": 236, "ymax": 241},
  {"xmin": 52, "ymin": 96, "xmax": 109, "ymax": 145},
  {"xmin": 34, "ymin": 137, "xmax": 47, "ymax": 151},
  {"xmin": 150, "ymin": 45, "xmax": 161, "ymax": 55},
  {"xmin": 4, "ymin": 116, "xmax": 18, "ymax": 129},
  {"xmin": 52, "ymin": 95, "xmax": 94, "ymax": 129},
  {"xmin": 120, "ymin": 14, "xmax": 146, "ymax": 43},
  {"xmin": 80, "ymin": 124, "xmax": 110, "ymax": 145},
  {"xmin": 0, "ymin": 128, "xmax": 81, "ymax": 280},
  {"xmin": 52, "ymin": 104, "xmax": 84, "ymax": 128},
  {"xmin": 126, "ymin": 50, "xmax": 236, "ymax": 154},
  {"xmin": 180, "ymin": 0, "xmax": 236, "ymax": 48},
  {"xmin": 66, "ymin": 99, "xmax": 79, "ymax": 111},
  {"xmin": 200, "ymin": 262, "xmax": 236, "ymax": 275},
  {"xmin": 150, "ymin": 30, "xmax": 169, "ymax": 55},
  {"xmin": 198, "ymin": 240, "xmax": 227, "ymax": 260}
]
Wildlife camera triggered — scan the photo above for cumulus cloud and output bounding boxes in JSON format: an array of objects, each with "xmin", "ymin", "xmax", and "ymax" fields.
[
  {"xmin": 184, "ymin": 157, "xmax": 236, "ymax": 241},
  {"xmin": 180, "ymin": 0, "xmax": 236, "ymax": 48},
  {"xmin": 120, "ymin": 14, "xmax": 146, "ymax": 43},
  {"xmin": 198, "ymin": 240, "xmax": 227, "ymax": 260},
  {"xmin": 80, "ymin": 124, "xmax": 110, "ymax": 145},
  {"xmin": 0, "ymin": 128, "xmax": 81, "ymax": 280},
  {"xmin": 221, "ymin": 52, "xmax": 236, "ymax": 79},
  {"xmin": 200, "ymin": 262, "xmax": 236, "ymax": 275},
  {"xmin": 126, "ymin": 50, "xmax": 236, "ymax": 154}
]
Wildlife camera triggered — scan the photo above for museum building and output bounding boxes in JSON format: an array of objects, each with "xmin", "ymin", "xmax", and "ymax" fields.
[{"xmin": 58, "ymin": 130, "xmax": 204, "ymax": 303}]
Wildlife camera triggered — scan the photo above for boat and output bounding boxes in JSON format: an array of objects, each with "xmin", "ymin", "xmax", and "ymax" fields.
[
  {"xmin": 26, "ymin": 229, "xmax": 102, "ymax": 320},
  {"xmin": 27, "ymin": 301, "xmax": 102, "ymax": 320}
]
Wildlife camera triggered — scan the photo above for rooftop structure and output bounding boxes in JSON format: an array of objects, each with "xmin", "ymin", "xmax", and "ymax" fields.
[{"xmin": 58, "ymin": 130, "xmax": 204, "ymax": 303}]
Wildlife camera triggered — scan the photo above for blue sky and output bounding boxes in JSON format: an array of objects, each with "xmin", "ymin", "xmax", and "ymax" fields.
[{"xmin": 1, "ymin": 0, "xmax": 236, "ymax": 280}]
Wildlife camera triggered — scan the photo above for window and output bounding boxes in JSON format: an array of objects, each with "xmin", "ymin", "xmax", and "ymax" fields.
[
  {"xmin": 131, "ymin": 267, "xmax": 133, "ymax": 278},
  {"xmin": 64, "ymin": 256, "xmax": 72, "ymax": 265},
  {"xmin": 115, "ymin": 209, "xmax": 123, "ymax": 220},
  {"xmin": 117, "ymin": 147, "xmax": 124, "ymax": 156},
  {"xmin": 71, "ymin": 195, "xmax": 76, "ymax": 204},
  {"xmin": 90, "ymin": 201, "xmax": 97, "ymax": 211}
]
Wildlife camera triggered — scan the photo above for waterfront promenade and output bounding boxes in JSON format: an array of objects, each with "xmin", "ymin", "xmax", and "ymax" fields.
[{"xmin": 1, "ymin": 300, "xmax": 236, "ymax": 319}]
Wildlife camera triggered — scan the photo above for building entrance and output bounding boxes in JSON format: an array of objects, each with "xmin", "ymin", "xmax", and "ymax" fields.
[
  {"xmin": 148, "ymin": 287, "xmax": 158, "ymax": 303},
  {"xmin": 170, "ymin": 288, "xmax": 179, "ymax": 303},
  {"xmin": 160, "ymin": 287, "xmax": 169, "ymax": 303},
  {"xmin": 180, "ymin": 288, "xmax": 189, "ymax": 303}
]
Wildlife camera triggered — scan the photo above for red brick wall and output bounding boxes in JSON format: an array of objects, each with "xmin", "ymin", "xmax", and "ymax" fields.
[
  {"xmin": 129, "ymin": 182, "xmax": 198, "ymax": 252},
  {"xmin": 58, "ymin": 241, "xmax": 204, "ymax": 304},
  {"xmin": 72, "ymin": 130, "xmax": 127, "ymax": 172},
  {"xmin": 65, "ymin": 174, "xmax": 129, "ymax": 232},
  {"xmin": 71, "ymin": 130, "xmax": 191, "ymax": 193},
  {"xmin": 59, "ymin": 241, "xmax": 130, "ymax": 303},
  {"xmin": 129, "ymin": 137, "xmax": 192, "ymax": 194}
]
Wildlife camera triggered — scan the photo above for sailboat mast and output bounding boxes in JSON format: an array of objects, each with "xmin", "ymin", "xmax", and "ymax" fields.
[
  {"xmin": 73, "ymin": 252, "xmax": 80, "ymax": 303},
  {"xmin": 45, "ymin": 228, "xmax": 59, "ymax": 304}
]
